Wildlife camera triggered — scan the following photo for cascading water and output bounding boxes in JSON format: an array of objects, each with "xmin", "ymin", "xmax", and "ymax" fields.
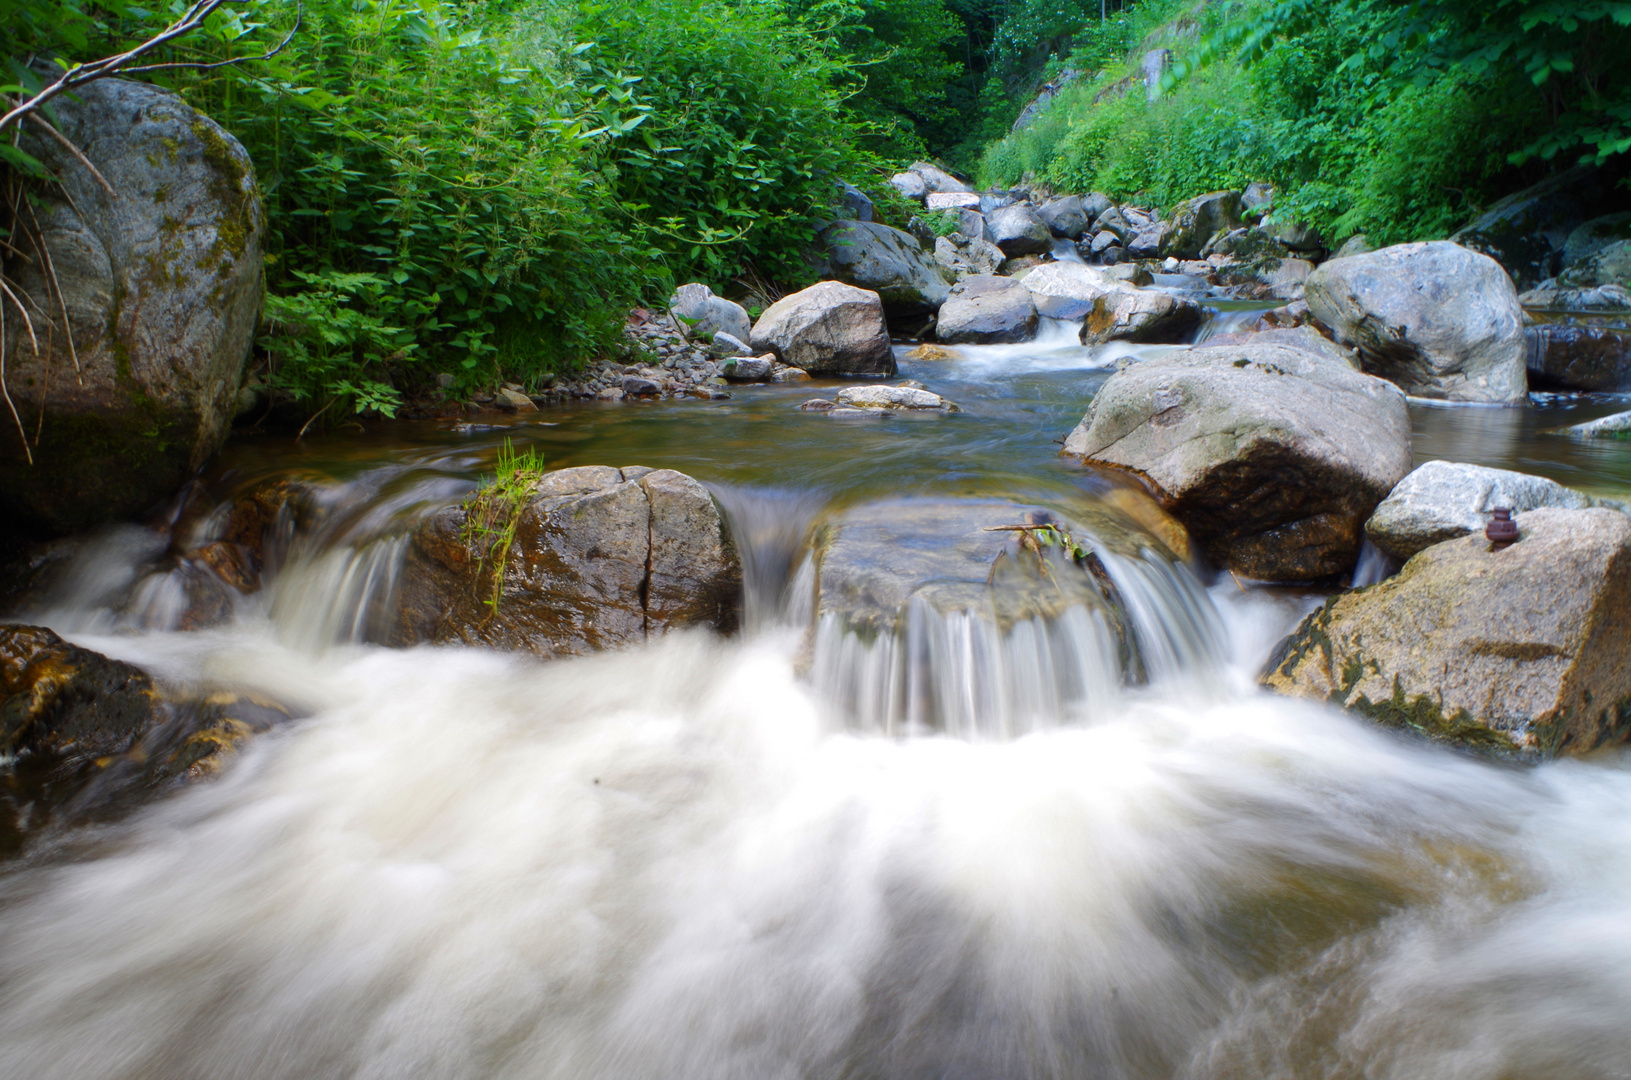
[{"xmin": 7, "ymin": 311, "xmax": 1631, "ymax": 1079}]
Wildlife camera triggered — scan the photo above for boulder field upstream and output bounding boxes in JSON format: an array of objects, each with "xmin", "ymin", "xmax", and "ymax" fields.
[{"xmin": 8, "ymin": 320, "xmax": 1631, "ymax": 1078}]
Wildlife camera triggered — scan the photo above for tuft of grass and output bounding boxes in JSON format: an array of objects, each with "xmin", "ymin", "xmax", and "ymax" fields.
[{"xmin": 460, "ymin": 439, "xmax": 547, "ymax": 621}]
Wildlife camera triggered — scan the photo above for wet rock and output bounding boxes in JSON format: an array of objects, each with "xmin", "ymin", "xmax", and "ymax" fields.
[
  {"xmin": 393, "ymin": 466, "xmax": 741, "ymax": 657},
  {"xmin": 621, "ymin": 376, "xmax": 663, "ymax": 397},
  {"xmin": 668, "ymin": 282, "xmax": 753, "ymax": 344},
  {"xmin": 809, "ymin": 498, "xmax": 1128, "ymax": 638},
  {"xmin": 749, "ymin": 281, "xmax": 895, "ymax": 377},
  {"xmin": 1263, "ymin": 508, "xmax": 1631, "ymax": 756},
  {"xmin": 1062, "ymin": 340, "xmax": 1412, "ymax": 581},
  {"xmin": 935, "ymin": 275, "xmax": 1039, "ymax": 345},
  {"xmin": 1080, "ymin": 287, "xmax": 1205, "ymax": 345},
  {"xmin": 1525, "ymin": 324, "xmax": 1631, "ymax": 390},
  {"xmin": 986, "ymin": 203, "xmax": 1054, "ymax": 257},
  {"xmin": 1562, "ymin": 212, "xmax": 1631, "ymax": 266},
  {"xmin": 820, "ymin": 220, "xmax": 952, "ymax": 315},
  {"xmin": 0, "ymin": 625, "xmax": 292, "ymax": 854},
  {"xmin": 721, "ymin": 356, "xmax": 775, "ymax": 382},
  {"xmin": 769, "ymin": 364, "xmax": 811, "ymax": 383},
  {"xmin": 1163, "ymin": 191, "xmax": 1243, "ymax": 259},
  {"xmin": 1305, "ymin": 242, "xmax": 1527, "ymax": 403},
  {"xmin": 1037, "ymin": 196, "xmax": 1091, "ymax": 238},
  {"xmin": 1080, "ymin": 192, "xmax": 1114, "ymax": 223},
  {"xmin": 1563, "ymin": 410, "xmax": 1631, "ymax": 438},
  {"xmin": 834, "ymin": 385, "xmax": 960, "ymax": 411},
  {"xmin": 0, "ymin": 78, "xmax": 263, "ymax": 538},
  {"xmin": 925, "ymin": 192, "xmax": 981, "ymax": 211},
  {"xmin": 1561, "ymin": 239, "xmax": 1631, "ymax": 291},
  {"xmin": 798, "ymin": 399, "xmax": 839, "ymax": 411},
  {"xmin": 1365, "ymin": 460, "xmax": 1624, "ymax": 562}
]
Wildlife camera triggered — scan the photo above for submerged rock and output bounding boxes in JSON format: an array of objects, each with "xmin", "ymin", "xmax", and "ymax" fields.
[
  {"xmin": 1062, "ymin": 340, "xmax": 1411, "ymax": 581},
  {"xmin": 935, "ymin": 275, "xmax": 1039, "ymax": 344},
  {"xmin": 809, "ymin": 498, "xmax": 1126, "ymax": 639},
  {"xmin": 1563, "ymin": 410, "xmax": 1631, "ymax": 438},
  {"xmin": 0, "ymin": 77, "xmax": 263, "ymax": 538},
  {"xmin": 1263, "ymin": 508, "xmax": 1631, "ymax": 756},
  {"xmin": 392, "ymin": 466, "xmax": 741, "ymax": 656},
  {"xmin": 834, "ymin": 385, "xmax": 960, "ymax": 411},
  {"xmin": 820, "ymin": 220, "xmax": 952, "ymax": 315},
  {"xmin": 1365, "ymin": 460, "xmax": 1624, "ymax": 561},
  {"xmin": 749, "ymin": 281, "xmax": 895, "ymax": 376},
  {"xmin": 1306, "ymin": 242, "xmax": 1527, "ymax": 403}
]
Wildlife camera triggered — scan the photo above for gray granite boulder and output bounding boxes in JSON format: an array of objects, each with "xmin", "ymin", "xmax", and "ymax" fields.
[
  {"xmin": 1305, "ymin": 241, "xmax": 1527, "ymax": 403},
  {"xmin": 936, "ymin": 275, "xmax": 1039, "ymax": 344},
  {"xmin": 0, "ymin": 77, "xmax": 263, "ymax": 537},
  {"xmin": 669, "ymin": 282, "xmax": 752, "ymax": 344},
  {"xmin": 821, "ymin": 220, "xmax": 952, "ymax": 315},
  {"xmin": 987, "ymin": 203, "xmax": 1054, "ymax": 257},
  {"xmin": 1037, "ymin": 196, "xmax": 1091, "ymax": 238},
  {"xmin": 750, "ymin": 281, "xmax": 895, "ymax": 376},
  {"xmin": 1063, "ymin": 339, "xmax": 1412, "ymax": 581}
]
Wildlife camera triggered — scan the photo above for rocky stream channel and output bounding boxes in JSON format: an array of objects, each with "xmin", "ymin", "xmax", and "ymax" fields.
[{"xmin": 10, "ymin": 125, "xmax": 1631, "ymax": 1075}]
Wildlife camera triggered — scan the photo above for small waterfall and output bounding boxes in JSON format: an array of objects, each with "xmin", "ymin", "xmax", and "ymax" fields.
[
  {"xmin": 1051, "ymin": 238, "xmax": 1084, "ymax": 264},
  {"xmin": 266, "ymin": 536, "xmax": 411, "ymax": 649},
  {"xmin": 709, "ymin": 485, "xmax": 827, "ymax": 633},
  {"xmin": 1351, "ymin": 538, "xmax": 1399, "ymax": 587},
  {"xmin": 1192, "ymin": 305, "xmax": 1269, "ymax": 343},
  {"xmin": 807, "ymin": 542, "xmax": 1228, "ymax": 737}
]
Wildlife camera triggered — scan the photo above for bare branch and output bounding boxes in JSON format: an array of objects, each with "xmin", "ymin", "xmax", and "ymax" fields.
[
  {"xmin": 23, "ymin": 196, "xmax": 83, "ymax": 382},
  {"xmin": 0, "ymin": 284, "xmax": 36, "ymax": 465}
]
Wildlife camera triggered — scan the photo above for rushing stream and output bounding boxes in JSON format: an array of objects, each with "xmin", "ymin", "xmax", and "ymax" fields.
[{"xmin": 7, "ymin": 313, "xmax": 1631, "ymax": 1078}]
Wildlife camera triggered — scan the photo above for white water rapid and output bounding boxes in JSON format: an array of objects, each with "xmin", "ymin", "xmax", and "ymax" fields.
[{"xmin": 8, "ymin": 309, "xmax": 1631, "ymax": 1080}]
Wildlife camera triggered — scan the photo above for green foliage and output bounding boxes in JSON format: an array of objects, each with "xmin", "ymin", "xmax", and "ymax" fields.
[
  {"xmin": 260, "ymin": 270, "xmax": 412, "ymax": 419},
  {"xmin": 974, "ymin": 0, "xmax": 1540, "ymax": 246},
  {"xmin": 923, "ymin": 208, "xmax": 962, "ymax": 235},
  {"xmin": 460, "ymin": 438, "xmax": 547, "ymax": 619}
]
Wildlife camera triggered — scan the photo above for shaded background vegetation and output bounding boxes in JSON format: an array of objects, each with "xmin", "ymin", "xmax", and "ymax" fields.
[{"xmin": 6, "ymin": 0, "xmax": 1631, "ymax": 416}]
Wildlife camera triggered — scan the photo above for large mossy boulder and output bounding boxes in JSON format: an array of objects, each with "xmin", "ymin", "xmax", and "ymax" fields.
[
  {"xmin": 1062, "ymin": 340, "xmax": 1412, "ymax": 581},
  {"xmin": 935, "ymin": 275, "xmax": 1038, "ymax": 344},
  {"xmin": 0, "ymin": 78, "xmax": 263, "ymax": 539},
  {"xmin": 820, "ymin": 220, "xmax": 952, "ymax": 315},
  {"xmin": 1162, "ymin": 190, "xmax": 1243, "ymax": 259},
  {"xmin": 1305, "ymin": 242, "xmax": 1527, "ymax": 404},
  {"xmin": 392, "ymin": 466, "xmax": 741, "ymax": 656},
  {"xmin": 750, "ymin": 281, "xmax": 896, "ymax": 376},
  {"xmin": 1263, "ymin": 508, "xmax": 1631, "ymax": 756},
  {"xmin": 1366, "ymin": 460, "xmax": 1625, "ymax": 561}
]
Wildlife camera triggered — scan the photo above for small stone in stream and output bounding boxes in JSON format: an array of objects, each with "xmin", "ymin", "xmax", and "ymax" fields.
[
  {"xmin": 596, "ymin": 387, "xmax": 626, "ymax": 401},
  {"xmin": 897, "ymin": 380, "xmax": 927, "ymax": 390},
  {"xmin": 689, "ymin": 387, "xmax": 731, "ymax": 400},
  {"xmin": 494, "ymin": 388, "xmax": 537, "ymax": 411},
  {"xmin": 826, "ymin": 407, "xmax": 889, "ymax": 419},
  {"xmin": 905, "ymin": 344, "xmax": 958, "ymax": 361},
  {"xmin": 770, "ymin": 365, "xmax": 811, "ymax": 382},
  {"xmin": 799, "ymin": 399, "xmax": 838, "ymax": 411},
  {"xmin": 722, "ymin": 356, "xmax": 775, "ymax": 382},
  {"xmin": 622, "ymin": 376, "xmax": 663, "ymax": 397},
  {"xmin": 835, "ymin": 385, "xmax": 960, "ymax": 411}
]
